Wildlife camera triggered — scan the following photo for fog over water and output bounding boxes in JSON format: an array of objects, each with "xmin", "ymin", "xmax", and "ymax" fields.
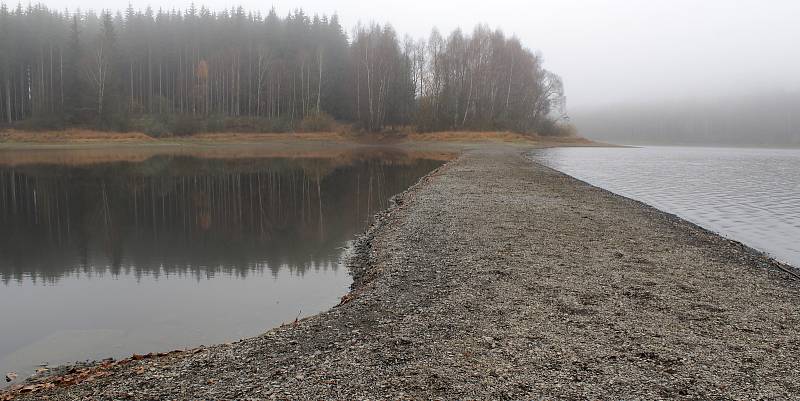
[{"xmin": 572, "ymin": 92, "xmax": 800, "ymax": 147}]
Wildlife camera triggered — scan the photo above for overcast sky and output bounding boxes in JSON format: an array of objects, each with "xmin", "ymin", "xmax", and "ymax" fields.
[{"xmin": 33, "ymin": 0, "xmax": 800, "ymax": 112}]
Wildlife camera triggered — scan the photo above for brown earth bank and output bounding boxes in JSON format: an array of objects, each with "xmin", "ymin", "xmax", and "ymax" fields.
[
  {"xmin": 0, "ymin": 129, "xmax": 600, "ymax": 166},
  {"xmin": 0, "ymin": 129, "xmax": 591, "ymax": 147},
  {"xmin": 4, "ymin": 146, "xmax": 800, "ymax": 400}
]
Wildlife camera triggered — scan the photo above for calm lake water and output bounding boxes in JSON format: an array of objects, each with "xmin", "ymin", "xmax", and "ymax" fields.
[
  {"xmin": 0, "ymin": 149, "xmax": 444, "ymax": 383},
  {"xmin": 532, "ymin": 146, "xmax": 800, "ymax": 268}
]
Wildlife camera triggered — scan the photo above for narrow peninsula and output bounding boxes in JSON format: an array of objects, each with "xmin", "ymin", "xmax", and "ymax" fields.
[{"xmin": 5, "ymin": 145, "xmax": 799, "ymax": 400}]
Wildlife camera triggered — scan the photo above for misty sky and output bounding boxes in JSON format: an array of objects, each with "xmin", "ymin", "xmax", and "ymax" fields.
[{"xmin": 28, "ymin": 0, "xmax": 800, "ymax": 112}]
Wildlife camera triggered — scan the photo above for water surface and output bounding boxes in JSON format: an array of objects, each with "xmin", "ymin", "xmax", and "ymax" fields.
[
  {"xmin": 532, "ymin": 146, "xmax": 800, "ymax": 268},
  {"xmin": 0, "ymin": 149, "xmax": 444, "ymax": 382}
]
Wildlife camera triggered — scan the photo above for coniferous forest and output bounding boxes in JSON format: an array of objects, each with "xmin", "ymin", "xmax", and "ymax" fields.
[{"xmin": 0, "ymin": 4, "xmax": 569, "ymax": 135}]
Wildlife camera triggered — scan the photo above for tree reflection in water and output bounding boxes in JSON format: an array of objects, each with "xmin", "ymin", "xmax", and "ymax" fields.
[{"xmin": 0, "ymin": 151, "xmax": 444, "ymax": 284}]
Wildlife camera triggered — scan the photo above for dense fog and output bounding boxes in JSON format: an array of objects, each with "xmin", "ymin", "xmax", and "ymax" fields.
[{"xmin": 572, "ymin": 91, "xmax": 800, "ymax": 147}]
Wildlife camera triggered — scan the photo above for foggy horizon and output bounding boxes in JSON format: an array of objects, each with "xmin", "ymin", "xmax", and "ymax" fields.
[
  {"xmin": 3, "ymin": 2, "xmax": 800, "ymax": 397},
  {"xmin": 9, "ymin": 0, "xmax": 800, "ymax": 113}
]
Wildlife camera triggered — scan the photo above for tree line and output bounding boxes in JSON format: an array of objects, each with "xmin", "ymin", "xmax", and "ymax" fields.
[{"xmin": 0, "ymin": 4, "xmax": 570, "ymax": 135}]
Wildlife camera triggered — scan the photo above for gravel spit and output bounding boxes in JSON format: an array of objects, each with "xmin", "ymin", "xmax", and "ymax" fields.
[{"xmin": 5, "ymin": 146, "xmax": 800, "ymax": 400}]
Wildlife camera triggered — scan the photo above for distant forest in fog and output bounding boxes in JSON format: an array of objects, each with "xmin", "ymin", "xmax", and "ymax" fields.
[
  {"xmin": 0, "ymin": 4, "xmax": 569, "ymax": 135},
  {"xmin": 574, "ymin": 92, "xmax": 800, "ymax": 147}
]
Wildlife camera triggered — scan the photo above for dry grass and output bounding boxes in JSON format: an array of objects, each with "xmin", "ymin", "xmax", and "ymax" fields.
[
  {"xmin": 0, "ymin": 129, "xmax": 601, "ymax": 146},
  {"xmin": 406, "ymin": 131, "xmax": 537, "ymax": 143},
  {"xmin": 0, "ymin": 129, "xmax": 156, "ymax": 144},
  {"xmin": 0, "ymin": 128, "xmax": 602, "ymax": 166},
  {"xmin": 405, "ymin": 131, "xmax": 605, "ymax": 146},
  {"xmin": 0, "ymin": 129, "xmax": 353, "ymax": 145},
  {"xmin": 186, "ymin": 132, "xmax": 350, "ymax": 143}
]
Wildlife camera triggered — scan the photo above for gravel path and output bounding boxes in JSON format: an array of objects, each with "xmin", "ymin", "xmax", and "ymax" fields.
[{"xmin": 6, "ymin": 146, "xmax": 800, "ymax": 400}]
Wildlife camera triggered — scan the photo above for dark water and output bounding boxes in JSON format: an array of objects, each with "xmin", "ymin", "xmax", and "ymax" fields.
[
  {"xmin": 0, "ymin": 150, "xmax": 443, "ymax": 382},
  {"xmin": 531, "ymin": 146, "xmax": 800, "ymax": 268}
]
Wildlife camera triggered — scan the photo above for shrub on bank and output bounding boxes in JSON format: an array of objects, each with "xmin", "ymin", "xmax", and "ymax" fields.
[
  {"xmin": 170, "ymin": 116, "xmax": 205, "ymax": 136},
  {"xmin": 15, "ymin": 114, "xmax": 66, "ymax": 131},
  {"xmin": 131, "ymin": 115, "xmax": 171, "ymax": 137},
  {"xmin": 221, "ymin": 116, "xmax": 291, "ymax": 133},
  {"xmin": 536, "ymin": 120, "xmax": 577, "ymax": 137},
  {"xmin": 298, "ymin": 112, "xmax": 336, "ymax": 133}
]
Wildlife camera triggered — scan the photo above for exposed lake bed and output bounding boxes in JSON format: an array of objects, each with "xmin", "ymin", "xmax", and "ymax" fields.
[{"xmin": 5, "ymin": 145, "xmax": 799, "ymax": 400}]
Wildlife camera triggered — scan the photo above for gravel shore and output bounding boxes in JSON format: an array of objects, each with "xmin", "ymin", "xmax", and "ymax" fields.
[{"xmin": 5, "ymin": 146, "xmax": 800, "ymax": 400}]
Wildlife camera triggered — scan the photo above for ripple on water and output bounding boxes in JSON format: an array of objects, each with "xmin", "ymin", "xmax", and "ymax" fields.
[{"xmin": 531, "ymin": 146, "xmax": 800, "ymax": 268}]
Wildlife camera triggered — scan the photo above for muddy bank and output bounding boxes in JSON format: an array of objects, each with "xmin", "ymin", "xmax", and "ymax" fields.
[{"xmin": 5, "ymin": 146, "xmax": 800, "ymax": 400}]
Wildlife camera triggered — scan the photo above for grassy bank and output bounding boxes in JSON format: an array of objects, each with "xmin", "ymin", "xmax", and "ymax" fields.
[
  {"xmin": 0, "ymin": 129, "xmax": 601, "ymax": 167},
  {"xmin": 0, "ymin": 129, "xmax": 592, "ymax": 147},
  {"xmin": 0, "ymin": 129, "xmax": 348, "ymax": 146}
]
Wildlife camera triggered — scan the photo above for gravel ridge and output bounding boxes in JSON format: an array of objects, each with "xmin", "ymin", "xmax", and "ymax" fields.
[{"xmin": 5, "ymin": 146, "xmax": 800, "ymax": 400}]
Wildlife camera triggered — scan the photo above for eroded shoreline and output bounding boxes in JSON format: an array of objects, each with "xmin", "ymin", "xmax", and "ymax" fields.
[{"xmin": 5, "ymin": 146, "xmax": 800, "ymax": 400}]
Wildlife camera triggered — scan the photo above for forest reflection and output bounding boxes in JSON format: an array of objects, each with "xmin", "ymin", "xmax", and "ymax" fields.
[{"xmin": 0, "ymin": 150, "xmax": 444, "ymax": 283}]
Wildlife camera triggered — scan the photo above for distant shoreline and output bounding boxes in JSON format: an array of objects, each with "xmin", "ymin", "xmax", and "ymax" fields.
[
  {"xmin": 0, "ymin": 130, "xmax": 606, "ymax": 166},
  {"xmin": 0, "ymin": 130, "xmax": 596, "ymax": 147}
]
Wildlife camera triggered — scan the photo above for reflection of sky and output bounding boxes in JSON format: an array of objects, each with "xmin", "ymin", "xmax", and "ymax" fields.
[{"xmin": 0, "ymin": 265, "xmax": 350, "ymax": 381}]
